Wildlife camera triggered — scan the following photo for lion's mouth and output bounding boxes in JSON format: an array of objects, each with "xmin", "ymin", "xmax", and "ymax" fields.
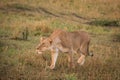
[{"xmin": 36, "ymin": 50, "xmax": 43, "ymax": 54}]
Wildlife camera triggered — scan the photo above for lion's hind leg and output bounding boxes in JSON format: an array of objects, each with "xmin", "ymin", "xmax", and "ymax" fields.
[{"xmin": 67, "ymin": 53, "xmax": 75, "ymax": 68}]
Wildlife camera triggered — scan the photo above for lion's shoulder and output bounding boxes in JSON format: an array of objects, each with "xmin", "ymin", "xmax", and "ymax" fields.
[{"xmin": 50, "ymin": 29, "xmax": 66, "ymax": 39}]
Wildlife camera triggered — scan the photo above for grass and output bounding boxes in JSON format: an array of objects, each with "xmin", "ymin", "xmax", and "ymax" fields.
[{"xmin": 0, "ymin": 0, "xmax": 120, "ymax": 80}]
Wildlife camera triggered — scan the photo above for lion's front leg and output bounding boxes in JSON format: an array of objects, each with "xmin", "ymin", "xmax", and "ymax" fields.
[{"xmin": 49, "ymin": 48, "xmax": 59, "ymax": 69}]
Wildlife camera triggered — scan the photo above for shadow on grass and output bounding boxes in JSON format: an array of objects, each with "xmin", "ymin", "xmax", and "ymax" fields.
[
  {"xmin": 88, "ymin": 19, "xmax": 120, "ymax": 27},
  {"xmin": 10, "ymin": 37, "xmax": 30, "ymax": 41}
]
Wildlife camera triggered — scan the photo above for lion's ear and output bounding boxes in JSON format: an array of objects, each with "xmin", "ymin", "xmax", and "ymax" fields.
[{"xmin": 48, "ymin": 38, "xmax": 52, "ymax": 44}]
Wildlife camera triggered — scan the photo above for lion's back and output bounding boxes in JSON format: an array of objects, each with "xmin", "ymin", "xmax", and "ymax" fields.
[{"xmin": 50, "ymin": 29, "xmax": 90, "ymax": 49}]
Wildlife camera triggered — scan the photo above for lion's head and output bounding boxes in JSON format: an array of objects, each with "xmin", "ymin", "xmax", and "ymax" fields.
[{"xmin": 36, "ymin": 37, "xmax": 52, "ymax": 54}]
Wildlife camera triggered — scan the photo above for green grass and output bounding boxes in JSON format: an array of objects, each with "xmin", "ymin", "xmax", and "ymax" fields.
[{"xmin": 0, "ymin": 0, "xmax": 120, "ymax": 80}]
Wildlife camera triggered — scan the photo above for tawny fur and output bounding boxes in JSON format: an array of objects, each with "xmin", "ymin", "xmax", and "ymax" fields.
[{"xmin": 36, "ymin": 29, "xmax": 93, "ymax": 69}]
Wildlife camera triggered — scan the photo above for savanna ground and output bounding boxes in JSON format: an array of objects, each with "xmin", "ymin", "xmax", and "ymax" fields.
[{"xmin": 0, "ymin": 0, "xmax": 120, "ymax": 80}]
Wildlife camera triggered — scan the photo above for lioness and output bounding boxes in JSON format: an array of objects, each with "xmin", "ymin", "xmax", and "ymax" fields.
[{"xmin": 36, "ymin": 29, "xmax": 93, "ymax": 69}]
